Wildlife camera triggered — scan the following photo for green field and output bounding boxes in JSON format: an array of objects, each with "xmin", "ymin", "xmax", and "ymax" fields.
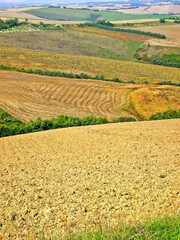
[
  {"xmin": 0, "ymin": 28, "xmax": 143, "ymax": 61},
  {"xmin": 25, "ymin": 7, "xmax": 171, "ymax": 21}
]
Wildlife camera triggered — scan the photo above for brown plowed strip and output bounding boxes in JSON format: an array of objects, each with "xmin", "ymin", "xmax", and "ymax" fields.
[
  {"xmin": 0, "ymin": 70, "xmax": 180, "ymax": 121},
  {"xmin": 0, "ymin": 120, "xmax": 180, "ymax": 239},
  {"xmin": 0, "ymin": 70, "xmax": 138, "ymax": 121}
]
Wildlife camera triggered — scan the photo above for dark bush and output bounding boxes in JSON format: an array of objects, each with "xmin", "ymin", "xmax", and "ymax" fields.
[{"xmin": 150, "ymin": 109, "xmax": 180, "ymax": 120}]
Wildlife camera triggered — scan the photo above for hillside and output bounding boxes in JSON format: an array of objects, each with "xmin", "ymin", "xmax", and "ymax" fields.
[
  {"xmin": 0, "ymin": 70, "xmax": 180, "ymax": 121},
  {"xmin": 0, "ymin": 46, "xmax": 180, "ymax": 84},
  {"xmin": 0, "ymin": 119, "xmax": 179, "ymax": 239},
  {"xmin": 25, "ymin": 7, "xmax": 171, "ymax": 22}
]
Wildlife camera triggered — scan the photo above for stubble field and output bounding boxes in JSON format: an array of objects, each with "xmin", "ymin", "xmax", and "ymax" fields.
[
  {"xmin": 0, "ymin": 119, "xmax": 180, "ymax": 239},
  {"xmin": 0, "ymin": 70, "xmax": 180, "ymax": 121}
]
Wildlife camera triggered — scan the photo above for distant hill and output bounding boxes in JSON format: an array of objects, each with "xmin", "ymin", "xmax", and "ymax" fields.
[{"xmin": 0, "ymin": 0, "xmax": 179, "ymax": 9}]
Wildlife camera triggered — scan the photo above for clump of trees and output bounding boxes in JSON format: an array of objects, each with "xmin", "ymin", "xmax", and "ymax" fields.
[
  {"xmin": 83, "ymin": 21, "xmax": 166, "ymax": 39},
  {"xmin": 149, "ymin": 109, "xmax": 180, "ymax": 120},
  {"xmin": 0, "ymin": 108, "xmax": 136, "ymax": 138},
  {"xmin": 151, "ymin": 55, "xmax": 180, "ymax": 68},
  {"xmin": 159, "ymin": 19, "xmax": 166, "ymax": 23},
  {"xmin": 0, "ymin": 18, "xmax": 20, "ymax": 30},
  {"xmin": 0, "ymin": 18, "xmax": 63, "ymax": 32}
]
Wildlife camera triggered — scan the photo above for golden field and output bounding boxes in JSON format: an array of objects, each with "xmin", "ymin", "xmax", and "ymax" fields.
[
  {"xmin": 0, "ymin": 70, "xmax": 180, "ymax": 121},
  {"xmin": 0, "ymin": 46, "xmax": 180, "ymax": 83},
  {"xmin": 136, "ymin": 25, "xmax": 180, "ymax": 47},
  {"xmin": 0, "ymin": 119, "xmax": 180, "ymax": 239}
]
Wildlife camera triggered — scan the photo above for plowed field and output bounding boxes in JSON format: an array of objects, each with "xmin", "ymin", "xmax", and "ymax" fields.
[
  {"xmin": 0, "ymin": 70, "xmax": 180, "ymax": 121},
  {"xmin": 0, "ymin": 120, "xmax": 180, "ymax": 239}
]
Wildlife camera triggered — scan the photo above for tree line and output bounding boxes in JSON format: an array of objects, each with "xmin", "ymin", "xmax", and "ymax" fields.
[
  {"xmin": 0, "ymin": 18, "xmax": 63, "ymax": 31},
  {"xmin": 83, "ymin": 21, "xmax": 166, "ymax": 39},
  {"xmin": 1, "ymin": 108, "xmax": 179, "ymax": 138},
  {"xmin": 1, "ymin": 64, "xmax": 179, "ymax": 87},
  {"xmin": 0, "ymin": 108, "xmax": 136, "ymax": 138}
]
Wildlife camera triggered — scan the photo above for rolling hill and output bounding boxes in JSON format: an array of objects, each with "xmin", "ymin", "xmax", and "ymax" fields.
[
  {"xmin": 0, "ymin": 70, "xmax": 179, "ymax": 121},
  {"xmin": 0, "ymin": 119, "xmax": 179, "ymax": 239}
]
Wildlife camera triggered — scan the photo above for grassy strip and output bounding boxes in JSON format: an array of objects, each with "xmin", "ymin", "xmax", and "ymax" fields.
[
  {"xmin": 0, "ymin": 108, "xmax": 136, "ymax": 138},
  {"xmin": 0, "ymin": 64, "xmax": 180, "ymax": 87},
  {"xmin": 41, "ymin": 216, "xmax": 180, "ymax": 240},
  {"xmin": 83, "ymin": 22, "xmax": 166, "ymax": 39}
]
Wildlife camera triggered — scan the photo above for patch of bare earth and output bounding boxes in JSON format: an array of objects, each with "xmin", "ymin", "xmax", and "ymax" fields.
[{"xmin": 0, "ymin": 120, "xmax": 180, "ymax": 239}]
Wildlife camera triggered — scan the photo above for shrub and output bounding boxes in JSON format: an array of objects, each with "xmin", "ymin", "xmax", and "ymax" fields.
[
  {"xmin": 159, "ymin": 19, "xmax": 166, "ymax": 23},
  {"xmin": 150, "ymin": 109, "xmax": 180, "ymax": 120}
]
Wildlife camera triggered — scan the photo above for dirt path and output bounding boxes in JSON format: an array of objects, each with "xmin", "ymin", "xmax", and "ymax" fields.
[{"xmin": 0, "ymin": 120, "xmax": 180, "ymax": 239}]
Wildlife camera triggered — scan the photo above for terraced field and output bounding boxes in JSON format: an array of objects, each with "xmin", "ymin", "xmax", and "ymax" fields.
[
  {"xmin": 0, "ymin": 70, "xmax": 180, "ymax": 121},
  {"xmin": 1, "ymin": 46, "xmax": 180, "ymax": 83},
  {"xmin": 0, "ymin": 119, "xmax": 179, "ymax": 239}
]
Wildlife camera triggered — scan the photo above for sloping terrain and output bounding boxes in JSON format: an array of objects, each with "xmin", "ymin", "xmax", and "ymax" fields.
[
  {"xmin": 0, "ymin": 70, "xmax": 180, "ymax": 121},
  {"xmin": 136, "ymin": 25, "xmax": 180, "ymax": 47},
  {"xmin": 1, "ymin": 46, "xmax": 180, "ymax": 83},
  {"xmin": 0, "ymin": 119, "xmax": 179, "ymax": 239},
  {"xmin": 25, "ymin": 7, "xmax": 170, "ymax": 21},
  {"xmin": 0, "ymin": 29, "xmax": 143, "ymax": 61}
]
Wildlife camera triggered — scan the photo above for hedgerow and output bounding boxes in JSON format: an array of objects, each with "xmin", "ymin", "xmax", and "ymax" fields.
[
  {"xmin": 0, "ymin": 109, "xmax": 136, "ymax": 138},
  {"xmin": 1, "ymin": 64, "xmax": 179, "ymax": 87},
  {"xmin": 83, "ymin": 22, "xmax": 166, "ymax": 39},
  {"xmin": 149, "ymin": 109, "xmax": 180, "ymax": 120}
]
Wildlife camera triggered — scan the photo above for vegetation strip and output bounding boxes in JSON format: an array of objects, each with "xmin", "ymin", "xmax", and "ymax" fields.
[
  {"xmin": 0, "ymin": 18, "xmax": 63, "ymax": 32},
  {"xmin": 83, "ymin": 21, "xmax": 166, "ymax": 39},
  {"xmin": 1, "ymin": 109, "xmax": 179, "ymax": 138},
  {"xmin": 0, "ymin": 108, "xmax": 136, "ymax": 138},
  {"xmin": 0, "ymin": 64, "xmax": 179, "ymax": 87},
  {"xmin": 63, "ymin": 216, "xmax": 180, "ymax": 240}
]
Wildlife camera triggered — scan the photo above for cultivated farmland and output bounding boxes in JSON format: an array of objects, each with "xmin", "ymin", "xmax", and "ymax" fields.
[
  {"xmin": 25, "ymin": 7, "xmax": 171, "ymax": 22},
  {"xmin": 0, "ymin": 70, "xmax": 179, "ymax": 121},
  {"xmin": 0, "ymin": 29, "xmax": 143, "ymax": 61},
  {"xmin": 0, "ymin": 119, "xmax": 179, "ymax": 239},
  {"xmin": 0, "ymin": 46, "xmax": 180, "ymax": 83}
]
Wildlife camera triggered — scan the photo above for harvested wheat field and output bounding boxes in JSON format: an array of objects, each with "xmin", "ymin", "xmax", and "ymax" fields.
[
  {"xmin": 0, "ymin": 70, "xmax": 180, "ymax": 121},
  {"xmin": 0, "ymin": 119, "xmax": 180, "ymax": 239}
]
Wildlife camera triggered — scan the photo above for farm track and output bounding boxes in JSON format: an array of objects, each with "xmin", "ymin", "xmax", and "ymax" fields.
[
  {"xmin": 0, "ymin": 119, "xmax": 180, "ymax": 239},
  {"xmin": 0, "ymin": 70, "xmax": 180, "ymax": 121}
]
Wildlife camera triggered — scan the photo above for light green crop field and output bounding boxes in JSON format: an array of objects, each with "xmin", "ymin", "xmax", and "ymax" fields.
[
  {"xmin": 25, "ymin": 7, "xmax": 170, "ymax": 21},
  {"xmin": 0, "ymin": 29, "xmax": 143, "ymax": 61}
]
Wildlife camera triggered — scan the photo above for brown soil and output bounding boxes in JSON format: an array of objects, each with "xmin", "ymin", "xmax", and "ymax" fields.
[
  {"xmin": 0, "ymin": 119, "xmax": 180, "ymax": 239},
  {"xmin": 0, "ymin": 70, "xmax": 180, "ymax": 121}
]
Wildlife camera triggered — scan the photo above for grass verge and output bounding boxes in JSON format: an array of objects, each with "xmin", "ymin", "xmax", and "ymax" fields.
[{"xmin": 40, "ymin": 215, "xmax": 180, "ymax": 240}]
